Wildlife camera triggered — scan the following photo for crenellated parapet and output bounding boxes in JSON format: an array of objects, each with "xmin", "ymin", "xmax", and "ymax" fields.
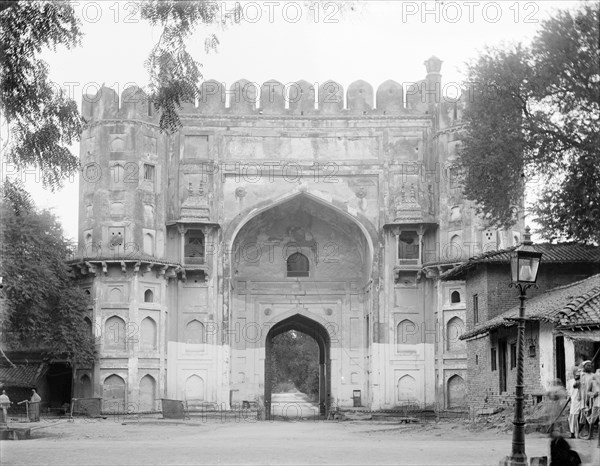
[
  {"xmin": 80, "ymin": 56, "xmax": 446, "ymax": 124},
  {"xmin": 82, "ymin": 85, "xmax": 159, "ymax": 124},
  {"xmin": 185, "ymin": 78, "xmax": 440, "ymax": 116}
]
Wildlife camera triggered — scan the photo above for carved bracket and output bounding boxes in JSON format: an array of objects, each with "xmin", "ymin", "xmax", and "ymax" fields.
[{"xmin": 85, "ymin": 262, "xmax": 97, "ymax": 276}]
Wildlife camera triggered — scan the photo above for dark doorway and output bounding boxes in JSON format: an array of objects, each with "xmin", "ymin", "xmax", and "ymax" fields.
[
  {"xmin": 556, "ymin": 336, "xmax": 566, "ymax": 385},
  {"xmin": 498, "ymin": 340, "xmax": 507, "ymax": 393},
  {"xmin": 46, "ymin": 363, "xmax": 73, "ymax": 408},
  {"xmin": 265, "ymin": 314, "xmax": 330, "ymax": 419}
]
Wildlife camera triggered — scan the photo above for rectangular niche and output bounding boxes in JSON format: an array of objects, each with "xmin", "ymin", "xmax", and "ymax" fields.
[
  {"xmin": 183, "ymin": 135, "xmax": 209, "ymax": 159},
  {"xmin": 143, "ymin": 135, "xmax": 157, "ymax": 155},
  {"xmin": 105, "ymin": 284, "xmax": 128, "ymax": 303},
  {"xmin": 110, "ymin": 202, "xmax": 125, "ymax": 216}
]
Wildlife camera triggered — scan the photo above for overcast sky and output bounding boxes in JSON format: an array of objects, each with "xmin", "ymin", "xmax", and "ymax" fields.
[{"xmin": 13, "ymin": 0, "xmax": 579, "ymax": 241}]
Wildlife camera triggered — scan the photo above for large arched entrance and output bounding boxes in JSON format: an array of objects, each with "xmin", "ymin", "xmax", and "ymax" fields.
[
  {"xmin": 265, "ymin": 314, "xmax": 330, "ymax": 419},
  {"xmin": 227, "ymin": 193, "xmax": 374, "ymax": 410}
]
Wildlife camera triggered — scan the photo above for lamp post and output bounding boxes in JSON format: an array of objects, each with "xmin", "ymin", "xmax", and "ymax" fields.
[{"xmin": 503, "ymin": 226, "xmax": 542, "ymax": 466}]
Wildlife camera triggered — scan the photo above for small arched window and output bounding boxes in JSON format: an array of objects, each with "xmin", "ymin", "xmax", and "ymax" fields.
[
  {"xmin": 144, "ymin": 289, "xmax": 154, "ymax": 303},
  {"xmin": 287, "ymin": 252, "xmax": 309, "ymax": 277},
  {"xmin": 448, "ymin": 234, "xmax": 462, "ymax": 260},
  {"xmin": 84, "ymin": 317, "xmax": 93, "ymax": 338},
  {"xmin": 446, "ymin": 317, "xmax": 466, "ymax": 352},
  {"xmin": 143, "ymin": 233, "xmax": 154, "ymax": 255},
  {"xmin": 396, "ymin": 319, "xmax": 419, "ymax": 346},
  {"xmin": 397, "ymin": 375, "xmax": 417, "ymax": 402},
  {"xmin": 184, "ymin": 320, "xmax": 205, "ymax": 345},
  {"xmin": 140, "ymin": 317, "xmax": 157, "ymax": 351},
  {"xmin": 451, "ymin": 291, "xmax": 461, "ymax": 304},
  {"xmin": 105, "ymin": 316, "xmax": 126, "ymax": 350},
  {"xmin": 79, "ymin": 374, "xmax": 92, "ymax": 398},
  {"xmin": 447, "ymin": 374, "xmax": 466, "ymax": 408}
]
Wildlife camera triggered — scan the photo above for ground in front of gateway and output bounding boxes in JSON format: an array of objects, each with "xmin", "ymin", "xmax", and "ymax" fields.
[{"xmin": 2, "ymin": 395, "xmax": 598, "ymax": 466}]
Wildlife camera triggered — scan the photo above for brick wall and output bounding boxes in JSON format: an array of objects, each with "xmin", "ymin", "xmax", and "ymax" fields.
[
  {"xmin": 465, "ymin": 262, "xmax": 600, "ymax": 332},
  {"xmin": 463, "ymin": 261, "xmax": 600, "ymax": 408},
  {"xmin": 465, "ymin": 323, "xmax": 543, "ymax": 407}
]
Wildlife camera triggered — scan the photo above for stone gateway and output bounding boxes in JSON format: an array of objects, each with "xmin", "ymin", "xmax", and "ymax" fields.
[{"xmin": 71, "ymin": 57, "xmax": 523, "ymax": 413}]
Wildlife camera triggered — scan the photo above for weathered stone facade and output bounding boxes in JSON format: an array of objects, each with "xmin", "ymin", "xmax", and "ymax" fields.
[{"xmin": 72, "ymin": 57, "xmax": 522, "ymax": 413}]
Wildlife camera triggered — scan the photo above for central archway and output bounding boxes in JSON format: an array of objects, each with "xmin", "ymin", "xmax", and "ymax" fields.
[
  {"xmin": 265, "ymin": 314, "xmax": 331, "ymax": 419},
  {"xmin": 226, "ymin": 192, "xmax": 373, "ymax": 411}
]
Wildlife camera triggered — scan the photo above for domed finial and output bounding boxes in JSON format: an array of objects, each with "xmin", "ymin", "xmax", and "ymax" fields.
[
  {"xmin": 424, "ymin": 56, "xmax": 443, "ymax": 74},
  {"xmin": 523, "ymin": 226, "xmax": 532, "ymax": 245}
]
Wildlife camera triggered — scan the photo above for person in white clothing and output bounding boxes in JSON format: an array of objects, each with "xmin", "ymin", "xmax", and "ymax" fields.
[{"xmin": 567, "ymin": 367, "xmax": 582, "ymax": 438}]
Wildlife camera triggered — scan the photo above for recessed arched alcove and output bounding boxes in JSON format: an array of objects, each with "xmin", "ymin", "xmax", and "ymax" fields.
[
  {"xmin": 231, "ymin": 193, "xmax": 372, "ymax": 282},
  {"xmin": 228, "ymin": 193, "xmax": 373, "ymax": 412}
]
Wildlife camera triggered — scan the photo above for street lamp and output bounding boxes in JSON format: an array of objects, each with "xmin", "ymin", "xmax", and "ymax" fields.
[{"xmin": 504, "ymin": 226, "xmax": 542, "ymax": 466}]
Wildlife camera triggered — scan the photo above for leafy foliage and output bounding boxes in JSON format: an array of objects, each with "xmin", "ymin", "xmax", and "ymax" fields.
[
  {"xmin": 0, "ymin": 0, "xmax": 84, "ymax": 189},
  {"xmin": 141, "ymin": 0, "xmax": 239, "ymax": 133},
  {"xmin": 457, "ymin": 3, "xmax": 600, "ymax": 243},
  {"xmin": 269, "ymin": 330, "xmax": 320, "ymax": 397},
  {"xmin": 0, "ymin": 179, "xmax": 95, "ymax": 366}
]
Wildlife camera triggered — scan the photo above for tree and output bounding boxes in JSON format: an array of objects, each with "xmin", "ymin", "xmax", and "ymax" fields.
[
  {"xmin": 0, "ymin": 179, "xmax": 95, "ymax": 366},
  {"xmin": 0, "ymin": 0, "xmax": 239, "ymax": 187},
  {"xmin": 141, "ymin": 0, "xmax": 239, "ymax": 133},
  {"xmin": 270, "ymin": 330, "xmax": 320, "ymax": 397},
  {"xmin": 457, "ymin": 3, "xmax": 600, "ymax": 243},
  {"xmin": 0, "ymin": 0, "xmax": 83, "ymax": 188}
]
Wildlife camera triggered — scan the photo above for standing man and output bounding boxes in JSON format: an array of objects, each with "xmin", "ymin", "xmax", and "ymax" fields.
[
  {"xmin": 29, "ymin": 388, "xmax": 41, "ymax": 422},
  {"xmin": 579, "ymin": 360, "xmax": 598, "ymax": 439},
  {"xmin": 0, "ymin": 389, "xmax": 11, "ymax": 426},
  {"xmin": 567, "ymin": 367, "xmax": 582, "ymax": 438}
]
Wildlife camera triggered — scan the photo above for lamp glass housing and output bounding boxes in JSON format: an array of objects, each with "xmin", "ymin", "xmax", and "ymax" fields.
[{"xmin": 510, "ymin": 250, "xmax": 542, "ymax": 284}]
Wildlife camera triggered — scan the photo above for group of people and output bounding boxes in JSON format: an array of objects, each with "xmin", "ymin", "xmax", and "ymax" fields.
[
  {"xmin": 566, "ymin": 360, "xmax": 600, "ymax": 439},
  {"xmin": 0, "ymin": 388, "xmax": 42, "ymax": 423}
]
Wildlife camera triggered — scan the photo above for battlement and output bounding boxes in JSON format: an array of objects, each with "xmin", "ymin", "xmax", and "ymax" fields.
[
  {"xmin": 81, "ymin": 57, "xmax": 455, "ymax": 122},
  {"xmin": 81, "ymin": 85, "xmax": 158, "ymax": 123}
]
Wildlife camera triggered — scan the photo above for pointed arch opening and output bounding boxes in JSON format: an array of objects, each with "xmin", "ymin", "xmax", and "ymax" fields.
[
  {"xmin": 78, "ymin": 374, "xmax": 92, "ymax": 398},
  {"xmin": 397, "ymin": 375, "xmax": 417, "ymax": 403},
  {"xmin": 103, "ymin": 374, "xmax": 126, "ymax": 412},
  {"xmin": 446, "ymin": 317, "xmax": 465, "ymax": 352},
  {"xmin": 184, "ymin": 320, "xmax": 205, "ymax": 346},
  {"xmin": 141, "ymin": 317, "xmax": 157, "ymax": 351},
  {"xmin": 447, "ymin": 374, "xmax": 466, "ymax": 408},
  {"xmin": 265, "ymin": 314, "xmax": 331, "ymax": 419},
  {"xmin": 144, "ymin": 289, "xmax": 154, "ymax": 303},
  {"xmin": 185, "ymin": 375, "xmax": 205, "ymax": 403},
  {"xmin": 228, "ymin": 192, "xmax": 375, "ymax": 283},
  {"xmin": 139, "ymin": 374, "xmax": 156, "ymax": 411},
  {"xmin": 450, "ymin": 290, "xmax": 461, "ymax": 303},
  {"xmin": 105, "ymin": 316, "xmax": 126, "ymax": 350},
  {"xmin": 396, "ymin": 319, "xmax": 419, "ymax": 347}
]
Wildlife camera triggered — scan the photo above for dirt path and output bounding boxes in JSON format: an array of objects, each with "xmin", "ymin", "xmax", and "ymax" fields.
[
  {"xmin": 271, "ymin": 391, "xmax": 320, "ymax": 419},
  {"xmin": 1, "ymin": 416, "xmax": 598, "ymax": 465}
]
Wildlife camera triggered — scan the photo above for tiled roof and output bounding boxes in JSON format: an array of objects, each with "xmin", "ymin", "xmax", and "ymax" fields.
[
  {"xmin": 441, "ymin": 243, "xmax": 600, "ymax": 281},
  {"xmin": 552, "ymin": 283, "xmax": 600, "ymax": 327},
  {"xmin": 0, "ymin": 363, "xmax": 47, "ymax": 388},
  {"xmin": 461, "ymin": 274, "xmax": 600, "ymax": 340}
]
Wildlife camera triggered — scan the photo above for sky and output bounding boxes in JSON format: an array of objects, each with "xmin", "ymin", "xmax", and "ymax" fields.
[{"xmin": 7, "ymin": 0, "xmax": 581, "ymax": 241}]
